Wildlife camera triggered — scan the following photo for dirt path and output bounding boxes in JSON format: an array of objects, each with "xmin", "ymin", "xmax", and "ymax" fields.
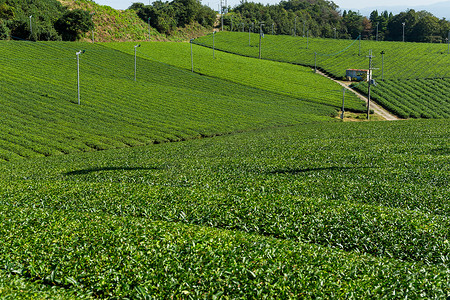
[{"xmin": 316, "ymin": 70, "xmax": 400, "ymax": 121}]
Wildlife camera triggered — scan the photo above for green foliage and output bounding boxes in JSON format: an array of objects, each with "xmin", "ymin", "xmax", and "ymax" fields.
[
  {"xmin": 229, "ymin": 1, "xmax": 449, "ymax": 42},
  {"xmin": 194, "ymin": 31, "xmax": 450, "ymax": 118},
  {"xmin": 0, "ymin": 0, "xmax": 92, "ymax": 41},
  {"xmin": 0, "ymin": 40, "xmax": 334, "ymax": 161},
  {"xmin": 55, "ymin": 9, "xmax": 93, "ymax": 41},
  {"xmin": 232, "ymin": 0, "xmax": 342, "ymax": 37},
  {"xmin": 107, "ymin": 41, "xmax": 365, "ymax": 112},
  {"xmin": 0, "ymin": 119, "xmax": 449, "ymax": 297},
  {"xmin": 355, "ymin": 78, "xmax": 450, "ymax": 119},
  {"xmin": 129, "ymin": 0, "xmax": 216, "ymax": 35}
]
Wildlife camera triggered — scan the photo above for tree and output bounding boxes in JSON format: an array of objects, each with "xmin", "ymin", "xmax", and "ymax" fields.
[
  {"xmin": 55, "ymin": 9, "xmax": 93, "ymax": 41},
  {"xmin": 342, "ymin": 10, "xmax": 363, "ymax": 39}
]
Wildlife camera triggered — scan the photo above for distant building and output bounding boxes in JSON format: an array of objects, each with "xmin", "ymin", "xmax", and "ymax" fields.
[{"xmin": 346, "ymin": 69, "xmax": 372, "ymax": 81}]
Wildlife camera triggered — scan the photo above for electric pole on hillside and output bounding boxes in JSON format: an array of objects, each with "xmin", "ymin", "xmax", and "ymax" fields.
[
  {"xmin": 402, "ymin": 22, "xmax": 406, "ymax": 42},
  {"xmin": 447, "ymin": 30, "xmax": 450, "ymax": 54},
  {"xmin": 294, "ymin": 16, "xmax": 297, "ymax": 36},
  {"xmin": 259, "ymin": 22, "xmax": 264, "ymax": 59},
  {"xmin": 29, "ymin": 15, "xmax": 32, "ymax": 36},
  {"xmin": 190, "ymin": 39, "xmax": 194, "ymax": 72},
  {"xmin": 134, "ymin": 44, "xmax": 141, "ymax": 81},
  {"xmin": 366, "ymin": 50, "xmax": 378, "ymax": 120},
  {"xmin": 76, "ymin": 50, "xmax": 85, "ymax": 105},
  {"xmin": 220, "ymin": 0, "xmax": 223, "ymax": 31},
  {"xmin": 376, "ymin": 23, "xmax": 379, "ymax": 42}
]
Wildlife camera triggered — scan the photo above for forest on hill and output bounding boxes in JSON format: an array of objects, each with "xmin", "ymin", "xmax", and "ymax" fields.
[
  {"xmin": 219, "ymin": 0, "xmax": 450, "ymax": 42},
  {"xmin": 0, "ymin": 0, "xmax": 448, "ymax": 43},
  {"xmin": 0, "ymin": 0, "xmax": 93, "ymax": 41}
]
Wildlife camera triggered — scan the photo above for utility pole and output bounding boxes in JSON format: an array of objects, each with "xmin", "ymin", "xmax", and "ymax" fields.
[
  {"xmin": 29, "ymin": 15, "xmax": 32, "ymax": 36},
  {"xmin": 402, "ymin": 22, "xmax": 405, "ymax": 42},
  {"xmin": 134, "ymin": 44, "xmax": 141, "ymax": 81},
  {"xmin": 380, "ymin": 50, "xmax": 385, "ymax": 81},
  {"xmin": 221, "ymin": 0, "xmax": 223, "ymax": 31},
  {"xmin": 359, "ymin": 34, "xmax": 361, "ymax": 56},
  {"xmin": 294, "ymin": 16, "xmax": 297, "ymax": 36},
  {"xmin": 447, "ymin": 30, "xmax": 450, "ymax": 54},
  {"xmin": 314, "ymin": 52, "xmax": 317, "ymax": 73},
  {"xmin": 76, "ymin": 50, "xmax": 85, "ymax": 105},
  {"xmin": 249, "ymin": 23, "xmax": 253, "ymax": 46},
  {"xmin": 190, "ymin": 39, "xmax": 194, "ymax": 72},
  {"xmin": 366, "ymin": 50, "xmax": 377, "ymax": 120},
  {"xmin": 341, "ymin": 87, "xmax": 346, "ymax": 119},
  {"xmin": 333, "ymin": 27, "xmax": 336, "ymax": 39},
  {"xmin": 259, "ymin": 23, "xmax": 264, "ymax": 59},
  {"xmin": 376, "ymin": 23, "xmax": 379, "ymax": 41}
]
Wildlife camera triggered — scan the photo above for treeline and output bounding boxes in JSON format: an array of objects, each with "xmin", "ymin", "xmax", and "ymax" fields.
[
  {"xmin": 218, "ymin": 0, "xmax": 450, "ymax": 43},
  {"xmin": 0, "ymin": 0, "xmax": 93, "ymax": 41},
  {"xmin": 129, "ymin": 0, "xmax": 216, "ymax": 35}
]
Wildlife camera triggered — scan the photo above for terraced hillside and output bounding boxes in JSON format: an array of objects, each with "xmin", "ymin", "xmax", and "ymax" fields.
[
  {"xmin": 195, "ymin": 32, "xmax": 450, "ymax": 81},
  {"xmin": 0, "ymin": 119, "xmax": 449, "ymax": 298},
  {"xmin": 354, "ymin": 78, "xmax": 450, "ymax": 119},
  {"xmin": 194, "ymin": 32, "xmax": 450, "ymax": 119},
  {"xmin": 0, "ymin": 40, "xmax": 343, "ymax": 162},
  {"xmin": 107, "ymin": 41, "xmax": 365, "ymax": 112}
]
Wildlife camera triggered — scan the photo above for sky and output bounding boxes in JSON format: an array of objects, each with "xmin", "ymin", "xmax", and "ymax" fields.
[{"xmin": 94, "ymin": 0, "xmax": 448, "ymax": 12}]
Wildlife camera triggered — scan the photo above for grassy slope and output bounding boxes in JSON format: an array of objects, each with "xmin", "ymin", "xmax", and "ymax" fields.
[
  {"xmin": 0, "ymin": 119, "xmax": 449, "ymax": 297},
  {"xmin": 57, "ymin": 0, "xmax": 211, "ymax": 42},
  {"xmin": 107, "ymin": 41, "xmax": 366, "ymax": 112},
  {"xmin": 0, "ymin": 40, "xmax": 336, "ymax": 162}
]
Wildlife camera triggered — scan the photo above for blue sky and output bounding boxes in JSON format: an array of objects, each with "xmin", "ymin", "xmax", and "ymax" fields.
[{"xmin": 94, "ymin": 0, "xmax": 447, "ymax": 11}]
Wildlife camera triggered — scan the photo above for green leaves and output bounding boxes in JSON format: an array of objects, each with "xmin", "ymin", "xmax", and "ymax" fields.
[{"xmin": 0, "ymin": 119, "xmax": 449, "ymax": 297}]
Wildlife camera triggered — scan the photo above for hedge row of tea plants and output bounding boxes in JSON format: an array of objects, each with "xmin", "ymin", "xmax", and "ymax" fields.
[
  {"xmin": 194, "ymin": 32, "xmax": 450, "ymax": 81},
  {"xmin": 0, "ymin": 119, "xmax": 449, "ymax": 297},
  {"xmin": 106, "ymin": 41, "xmax": 366, "ymax": 112},
  {"xmin": 193, "ymin": 32, "xmax": 450, "ymax": 119},
  {"xmin": 354, "ymin": 78, "xmax": 450, "ymax": 119},
  {"xmin": 0, "ymin": 40, "xmax": 336, "ymax": 162}
]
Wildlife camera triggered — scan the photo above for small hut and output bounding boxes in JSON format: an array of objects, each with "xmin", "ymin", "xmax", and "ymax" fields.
[{"xmin": 346, "ymin": 69, "xmax": 372, "ymax": 81}]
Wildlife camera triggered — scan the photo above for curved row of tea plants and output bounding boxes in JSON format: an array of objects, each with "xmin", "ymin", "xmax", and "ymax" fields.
[
  {"xmin": 194, "ymin": 32, "xmax": 450, "ymax": 81},
  {"xmin": 194, "ymin": 32, "xmax": 450, "ymax": 119},
  {"xmin": 0, "ymin": 40, "xmax": 336, "ymax": 162},
  {"xmin": 107, "ymin": 41, "xmax": 366, "ymax": 112},
  {"xmin": 0, "ymin": 119, "xmax": 449, "ymax": 297},
  {"xmin": 354, "ymin": 78, "xmax": 450, "ymax": 119}
]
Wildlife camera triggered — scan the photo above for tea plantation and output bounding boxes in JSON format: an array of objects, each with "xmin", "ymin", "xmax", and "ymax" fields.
[
  {"xmin": 194, "ymin": 32, "xmax": 450, "ymax": 119},
  {"xmin": 0, "ymin": 40, "xmax": 342, "ymax": 162},
  {"xmin": 0, "ymin": 119, "xmax": 449, "ymax": 298},
  {"xmin": 1, "ymin": 38, "xmax": 449, "ymax": 298},
  {"xmin": 106, "ymin": 41, "xmax": 365, "ymax": 112}
]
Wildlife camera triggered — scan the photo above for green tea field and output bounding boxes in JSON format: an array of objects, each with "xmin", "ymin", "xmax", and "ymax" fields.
[
  {"xmin": 0, "ymin": 36, "xmax": 449, "ymax": 298},
  {"xmin": 195, "ymin": 32, "xmax": 450, "ymax": 119},
  {"xmin": 0, "ymin": 120, "xmax": 449, "ymax": 298},
  {"xmin": 106, "ymin": 41, "xmax": 365, "ymax": 112},
  {"xmin": 0, "ymin": 40, "xmax": 341, "ymax": 162}
]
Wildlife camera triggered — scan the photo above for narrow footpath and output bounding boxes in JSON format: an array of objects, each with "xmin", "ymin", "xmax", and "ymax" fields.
[{"xmin": 316, "ymin": 70, "xmax": 400, "ymax": 121}]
